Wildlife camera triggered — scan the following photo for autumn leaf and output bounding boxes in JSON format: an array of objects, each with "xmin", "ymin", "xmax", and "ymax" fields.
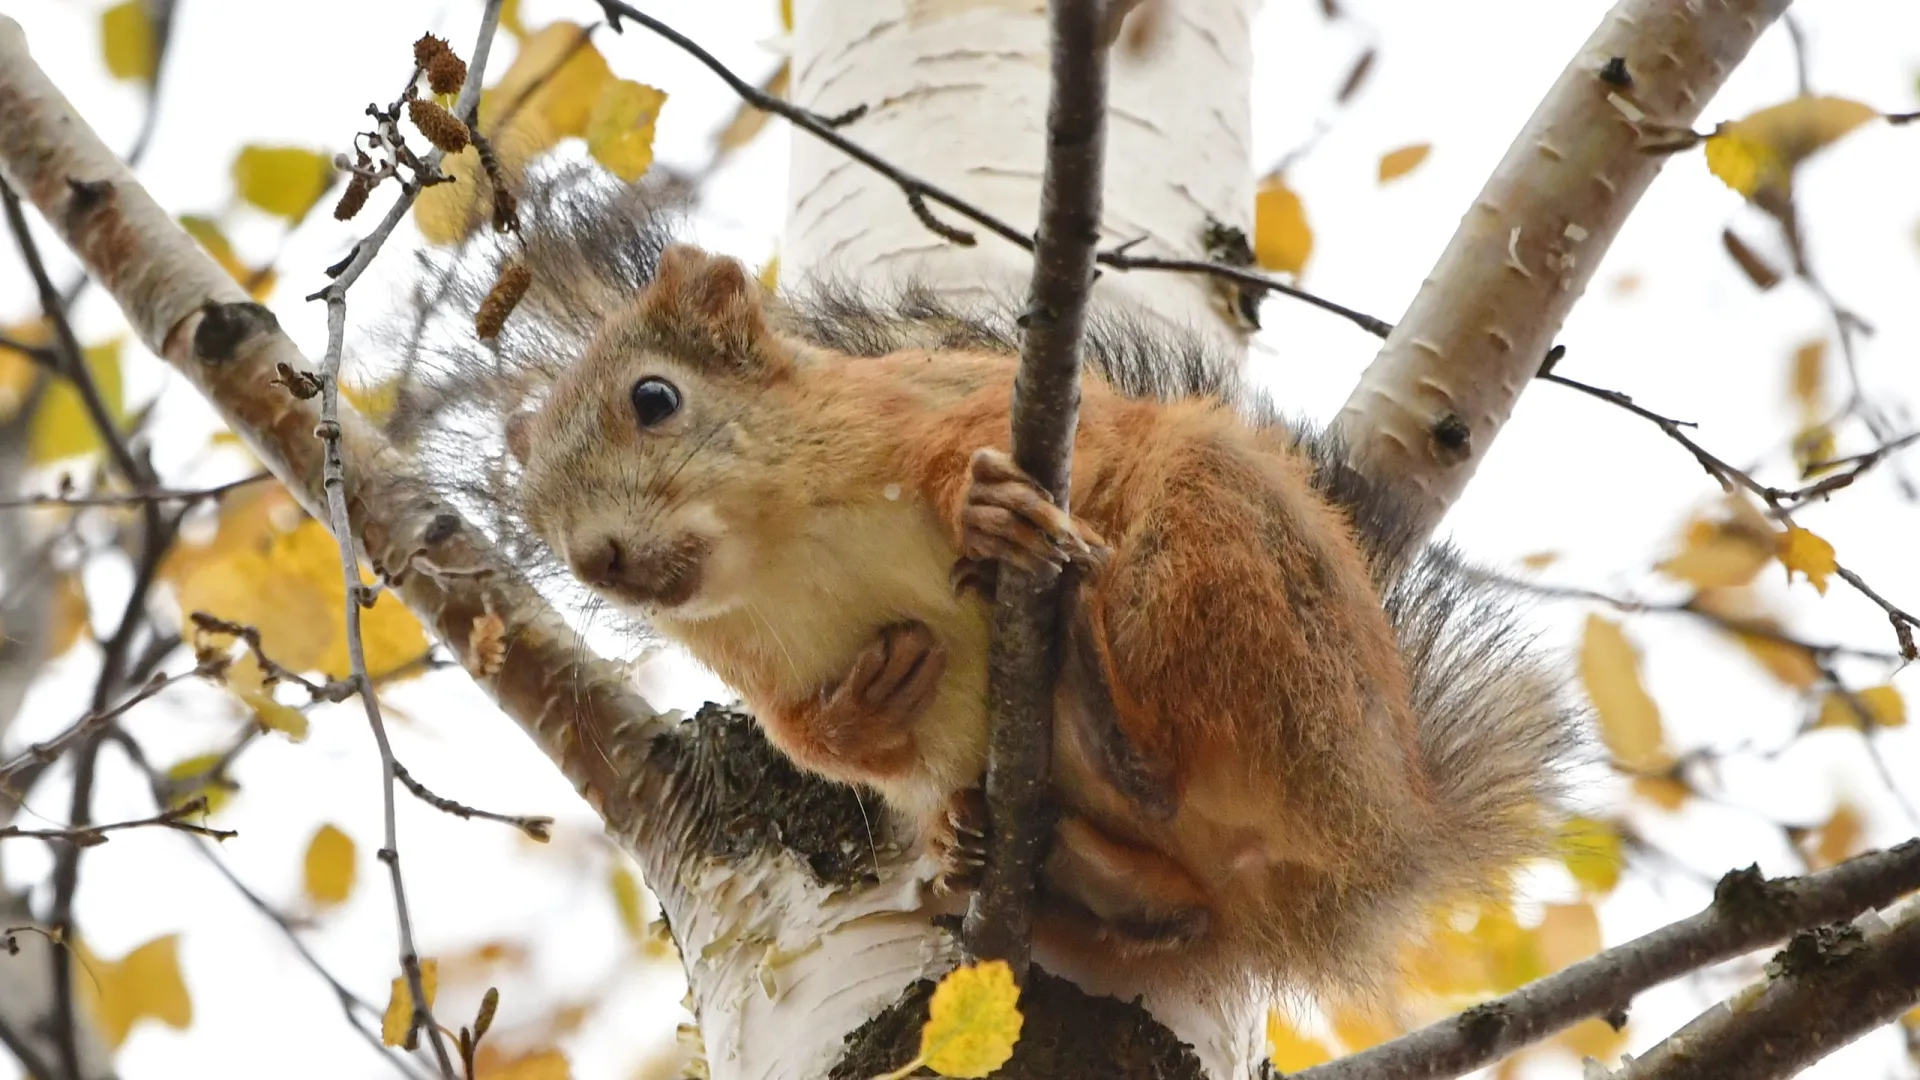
[
  {"xmin": 164, "ymin": 752, "xmax": 235, "ymax": 816},
  {"xmin": 32, "ymin": 338, "xmax": 125, "ymax": 465},
  {"xmin": 73, "ymin": 934, "xmax": 193, "ymax": 1048},
  {"xmin": 231, "ymin": 145, "xmax": 335, "ymax": 221},
  {"xmin": 585, "ymin": 80, "xmax": 669, "ymax": 182},
  {"xmin": 303, "ymin": 824, "xmax": 358, "ymax": 907},
  {"xmin": 1632, "ymin": 775, "xmax": 1690, "ymax": 812},
  {"xmin": 1777, "ymin": 525, "xmax": 1836, "ymax": 595},
  {"xmin": 1402, "ymin": 899, "xmax": 1543, "ymax": 999},
  {"xmin": 1265, "ymin": 1011, "xmax": 1333, "ymax": 1071},
  {"xmin": 1377, "ymin": 143, "xmax": 1431, "ymax": 183},
  {"xmin": 1704, "ymin": 96, "xmax": 1880, "ymax": 204},
  {"xmin": 180, "ymin": 216, "xmax": 277, "ymax": 300},
  {"xmin": 478, "ymin": 1048, "xmax": 570, "ymax": 1080},
  {"xmin": 1558, "ymin": 1017, "xmax": 1628, "ymax": 1064},
  {"xmin": 1816, "ymin": 685, "xmax": 1905, "ymax": 730},
  {"xmin": 1579, "ymin": 615, "xmax": 1669, "ymax": 772},
  {"xmin": 1692, "ymin": 588, "xmax": 1823, "ymax": 689},
  {"xmin": 714, "ymin": 63, "xmax": 787, "ymax": 158},
  {"xmin": 1536, "ymin": 902, "xmax": 1601, "ymax": 971},
  {"xmin": 1328, "ymin": 1005, "xmax": 1399, "ymax": 1052},
  {"xmin": 876, "ymin": 960, "xmax": 1024, "ymax": 1079},
  {"xmin": 610, "ymin": 864, "xmax": 646, "ymax": 942},
  {"xmin": 1793, "ymin": 425, "xmax": 1838, "ymax": 478},
  {"xmin": 225, "ymin": 651, "xmax": 310, "ymax": 741},
  {"xmin": 382, "ymin": 959, "xmax": 440, "ymax": 1046},
  {"xmin": 1253, "ymin": 176, "xmax": 1312, "ymax": 275},
  {"xmin": 490, "ymin": 23, "xmax": 611, "ymax": 142},
  {"xmin": 1560, "ymin": 816, "xmax": 1624, "ymax": 895},
  {"xmin": 48, "ymin": 572, "xmax": 92, "ymax": 657},
  {"xmin": 0, "ymin": 320, "xmax": 46, "ymax": 421},
  {"xmin": 1801, "ymin": 804, "xmax": 1863, "ymax": 870},
  {"xmin": 779, "ymin": 0, "xmax": 793, "ymax": 32},
  {"xmin": 1518, "ymin": 551, "xmax": 1559, "ymax": 571},
  {"xmin": 1790, "ymin": 339, "xmax": 1826, "ymax": 414},
  {"xmin": 1656, "ymin": 509, "xmax": 1773, "ymax": 590},
  {"xmin": 100, "ymin": 0, "xmax": 157, "ymax": 82}
]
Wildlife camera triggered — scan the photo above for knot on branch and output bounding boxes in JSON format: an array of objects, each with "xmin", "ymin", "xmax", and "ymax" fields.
[{"xmin": 193, "ymin": 300, "xmax": 281, "ymax": 364}]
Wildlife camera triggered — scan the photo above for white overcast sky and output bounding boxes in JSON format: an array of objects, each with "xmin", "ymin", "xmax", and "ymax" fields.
[{"xmin": 2, "ymin": 0, "xmax": 1918, "ymax": 1078}]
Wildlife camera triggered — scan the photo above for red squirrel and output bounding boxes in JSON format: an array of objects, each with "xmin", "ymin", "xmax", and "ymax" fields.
[{"xmin": 453, "ymin": 220, "xmax": 1581, "ymax": 997}]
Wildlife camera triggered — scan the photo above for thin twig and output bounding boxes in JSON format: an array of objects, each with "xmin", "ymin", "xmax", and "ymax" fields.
[
  {"xmin": 390, "ymin": 760, "xmax": 553, "ymax": 841},
  {"xmin": 307, "ymin": 6, "xmax": 504, "ymax": 1073},
  {"xmin": 0, "ymin": 797, "xmax": 236, "ymax": 844},
  {"xmin": 956, "ymin": 0, "xmax": 1110, "ymax": 979},
  {"xmin": 0, "ymin": 470, "xmax": 271, "ymax": 510},
  {"xmin": 1293, "ymin": 840, "xmax": 1920, "ymax": 1080},
  {"xmin": 590, "ymin": 0, "xmax": 1391, "ymax": 339},
  {"xmin": 0, "ymin": 667, "xmax": 207, "ymax": 797}
]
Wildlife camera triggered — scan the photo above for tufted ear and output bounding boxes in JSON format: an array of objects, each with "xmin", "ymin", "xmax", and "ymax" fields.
[{"xmin": 639, "ymin": 243, "xmax": 792, "ymax": 375}]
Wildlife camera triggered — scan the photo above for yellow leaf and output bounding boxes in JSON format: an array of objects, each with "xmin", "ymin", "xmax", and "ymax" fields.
[
  {"xmin": 1329, "ymin": 1005, "xmax": 1399, "ymax": 1052},
  {"xmin": 715, "ymin": 63, "xmax": 787, "ymax": 156},
  {"xmin": 1817, "ymin": 685, "xmax": 1906, "ymax": 730},
  {"xmin": 1518, "ymin": 551, "xmax": 1559, "ymax": 571},
  {"xmin": 1777, "ymin": 525, "xmax": 1836, "ymax": 595},
  {"xmin": 907, "ymin": 960, "xmax": 1023, "ymax": 1079},
  {"xmin": 303, "ymin": 824, "xmax": 358, "ymax": 907},
  {"xmin": 231, "ymin": 145, "xmax": 335, "ymax": 221},
  {"xmin": 1402, "ymin": 898, "xmax": 1543, "ymax": 999},
  {"xmin": 1803, "ymin": 804, "xmax": 1863, "ymax": 870},
  {"xmin": 72, "ymin": 934, "xmax": 193, "ymax": 1048},
  {"xmin": 499, "ymin": 0, "xmax": 525, "ymax": 38},
  {"xmin": 779, "ymin": 0, "xmax": 793, "ymax": 32},
  {"xmin": 1560, "ymin": 817, "xmax": 1623, "ymax": 896},
  {"xmin": 1377, "ymin": 142, "xmax": 1431, "ymax": 183},
  {"xmin": 1252, "ymin": 177, "xmax": 1312, "ymax": 275},
  {"xmin": 479, "ymin": 1049, "xmax": 570, "ymax": 1080},
  {"xmin": 32, "ymin": 339, "xmax": 125, "ymax": 465},
  {"xmin": 611, "ymin": 864, "xmax": 645, "ymax": 942},
  {"xmin": 585, "ymin": 80, "xmax": 669, "ymax": 182},
  {"xmin": 0, "ymin": 320, "xmax": 46, "ymax": 421},
  {"xmin": 48, "ymin": 573, "xmax": 92, "ymax": 656},
  {"xmin": 1790, "ymin": 340, "xmax": 1826, "ymax": 415},
  {"xmin": 1793, "ymin": 425, "xmax": 1837, "ymax": 478},
  {"xmin": 414, "ymin": 144, "xmax": 487, "ymax": 246},
  {"xmin": 491, "ymin": 23, "xmax": 611, "ymax": 141},
  {"xmin": 1265, "ymin": 1010, "xmax": 1333, "ymax": 1071},
  {"xmin": 1579, "ymin": 615, "xmax": 1668, "ymax": 772},
  {"xmin": 758, "ymin": 254, "xmax": 780, "ymax": 292},
  {"xmin": 180, "ymin": 216, "xmax": 277, "ymax": 300},
  {"xmin": 342, "ymin": 376, "xmax": 399, "ymax": 426},
  {"xmin": 382, "ymin": 959, "xmax": 440, "ymax": 1046},
  {"xmin": 1632, "ymin": 775, "xmax": 1690, "ymax": 812},
  {"xmin": 226, "ymin": 651, "xmax": 310, "ymax": 741},
  {"xmin": 100, "ymin": 0, "xmax": 156, "ymax": 82},
  {"xmin": 1537, "ymin": 902, "xmax": 1601, "ymax": 971},
  {"xmin": 1704, "ymin": 96, "xmax": 1880, "ymax": 202},
  {"xmin": 1656, "ymin": 513, "xmax": 1773, "ymax": 590},
  {"xmin": 164, "ymin": 752, "xmax": 234, "ymax": 816},
  {"xmin": 1558, "ymin": 1018, "xmax": 1628, "ymax": 1063}
]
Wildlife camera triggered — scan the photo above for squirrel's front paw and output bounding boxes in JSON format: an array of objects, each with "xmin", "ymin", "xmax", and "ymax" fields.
[
  {"xmin": 927, "ymin": 787, "xmax": 988, "ymax": 895},
  {"xmin": 807, "ymin": 621, "xmax": 947, "ymax": 777},
  {"xmin": 958, "ymin": 448, "xmax": 1109, "ymax": 581}
]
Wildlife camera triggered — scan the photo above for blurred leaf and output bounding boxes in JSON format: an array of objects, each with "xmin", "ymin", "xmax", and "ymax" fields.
[
  {"xmin": 1721, "ymin": 227, "xmax": 1780, "ymax": 290},
  {"xmin": 231, "ymin": 146, "xmax": 335, "ymax": 221},
  {"xmin": 303, "ymin": 823, "xmax": 357, "ymax": 907},
  {"xmin": 1632, "ymin": 775, "xmax": 1690, "ymax": 812},
  {"xmin": 715, "ymin": 63, "xmax": 787, "ymax": 157},
  {"xmin": 1252, "ymin": 176, "xmax": 1312, "ymax": 275},
  {"xmin": 100, "ymin": 0, "xmax": 157, "ymax": 82},
  {"xmin": 1802, "ymin": 804, "xmax": 1863, "ymax": 870},
  {"xmin": 1580, "ymin": 615, "xmax": 1668, "ymax": 771},
  {"xmin": 758, "ymin": 254, "xmax": 780, "ymax": 292},
  {"xmin": 1557, "ymin": 1018, "xmax": 1628, "ymax": 1064},
  {"xmin": 1537, "ymin": 902, "xmax": 1601, "ymax": 971},
  {"xmin": 226, "ymin": 651, "xmax": 309, "ymax": 741},
  {"xmin": 180, "ymin": 216, "xmax": 277, "ymax": 300},
  {"xmin": 0, "ymin": 320, "xmax": 46, "ymax": 421},
  {"xmin": 1560, "ymin": 816, "xmax": 1623, "ymax": 896},
  {"xmin": 73, "ymin": 934, "xmax": 193, "ymax": 1048},
  {"xmin": 1704, "ymin": 96, "xmax": 1879, "ymax": 203},
  {"xmin": 1790, "ymin": 340, "xmax": 1826, "ymax": 414},
  {"xmin": 1817, "ymin": 684, "xmax": 1905, "ymax": 730},
  {"xmin": 1657, "ymin": 509, "xmax": 1773, "ymax": 590},
  {"xmin": 415, "ymin": 145, "xmax": 486, "ymax": 246},
  {"xmin": 1777, "ymin": 525, "xmax": 1836, "ymax": 595},
  {"xmin": 164, "ymin": 752, "xmax": 234, "ymax": 816},
  {"xmin": 1518, "ymin": 551, "xmax": 1559, "ymax": 571},
  {"xmin": 342, "ymin": 376, "xmax": 399, "ymax": 426},
  {"xmin": 779, "ymin": 0, "xmax": 793, "ymax": 32},
  {"xmin": 611, "ymin": 864, "xmax": 646, "ymax": 942},
  {"xmin": 48, "ymin": 572, "xmax": 91, "ymax": 656},
  {"xmin": 32, "ymin": 338, "xmax": 125, "ymax": 465},
  {"xmin": 478, "ymin": 1049, "xmax": 570, "ymax": 1080},
  {"xmin": 1265, "ymin": 1011, "xmax": 1333, "ymax": 1071},
  {"xmin": 382, "ymin": 959, "xmax": 440, "ymax": 1046},
  {"xmin": 1376, "ymin": 143, "xmax": 1431, "ymax": 183},
  {"xmin": 492, "ymin": 23, "xmax": 611, "ymax": 141},
  {"xmin": 1403, "ymin": 900, "xmax": 1542, "ymax": 998},
  {"xmin": 1793, "ymin": 425, "xmax": 1838, "ymax": 478},
  {"xmin": 1328, "ymin": 1005, "xmax": 1399, "ymax": 1052},
  {"xmin": 585, "ymin": 79, "xmax": 669, "ymax": 182}
]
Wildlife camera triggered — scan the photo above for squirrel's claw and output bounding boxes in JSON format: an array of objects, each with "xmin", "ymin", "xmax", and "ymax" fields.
[
  {"xmin": 960, "ymin": 448, "xmax": 1109, "ymax": 579},
  {"xmin": 928, "ymin": 787, "xmax": 989, "ymax": 895}
]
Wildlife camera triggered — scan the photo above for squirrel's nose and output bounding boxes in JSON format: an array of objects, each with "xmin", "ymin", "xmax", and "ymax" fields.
[{"xmin": 570, "ymin": 536, "xmax": 626, "ymax": 589}]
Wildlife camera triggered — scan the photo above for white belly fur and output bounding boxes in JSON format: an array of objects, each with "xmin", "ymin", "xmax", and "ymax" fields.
[{"xmin": 659, "ymin": 498, "xmax": 992, "ymax": 827}]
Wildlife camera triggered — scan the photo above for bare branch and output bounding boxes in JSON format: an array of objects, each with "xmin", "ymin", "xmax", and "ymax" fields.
[
  {"xmin": 959, "ymin": 0, "xmax": 1109, "ymax": 978},
  {"xmin": 1293, "ymin": 839, "xmax": 1920, "ymax": 1080},
  {"xmin": 1331, "ymin": 0, "xmax": 1793, "ymax": 545},
  {"xmin": 1615, "ymin": 902, "xmax": 1920, "ymax": 1080},
  {"xmin": 0, "ymin": 470, "xmax": 270, "ymax": 510}
]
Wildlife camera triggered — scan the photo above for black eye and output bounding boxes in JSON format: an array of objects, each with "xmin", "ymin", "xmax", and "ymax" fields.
[{"xmin": 630, "ymin": 377, "xmax": 681, "ymax": 429}]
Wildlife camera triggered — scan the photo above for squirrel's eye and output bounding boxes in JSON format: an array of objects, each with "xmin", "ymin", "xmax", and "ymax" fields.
[{"xmin": 629, "ymin": 377, "xmax": 682, "ymax": 429}]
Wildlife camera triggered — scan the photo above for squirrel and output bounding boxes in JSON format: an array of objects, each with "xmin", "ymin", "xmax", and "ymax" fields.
[{"xmin": 391, "ymin": 169, "xmax": 1583, "ymax": 1001}]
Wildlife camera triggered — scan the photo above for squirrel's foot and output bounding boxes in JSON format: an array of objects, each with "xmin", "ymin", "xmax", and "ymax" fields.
[
  {"xmin": 804, "ymin": 621, "xmax": 946, "ymax": 778},
  {"xmin": 958, "ymin": 448, "xmax": 1109, "ymax": 580},
  {"xmin": 927, "ymin": 787, "xmax": 988, "ymax": 895}
]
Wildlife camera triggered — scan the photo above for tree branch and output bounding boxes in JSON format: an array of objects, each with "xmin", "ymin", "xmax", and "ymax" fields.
[
  {"xmin": 1331, "ymin": 0, "xmax": 1793, "ymax": 546},
  {"xmin": 1615, "ymin": 901, "xmax": 1920, "ymax": 1080},
  {"xmin": 1292, "ymin": 839, "xmax": 1920, "ymax": 1080},
  {"xmin": 958, "ymin": 0, "xmax": 1108, "ymax": 977}
]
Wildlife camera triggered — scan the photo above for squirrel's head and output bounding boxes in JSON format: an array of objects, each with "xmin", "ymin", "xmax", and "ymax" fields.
[{"xmin": 509, "ymin": 243, "xmax": 798, "ymax": 620}]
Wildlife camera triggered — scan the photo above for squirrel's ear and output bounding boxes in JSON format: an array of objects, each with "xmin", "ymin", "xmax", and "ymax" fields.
[{"xmin": 643, "ymin": 244, "xmax": 791, "ymax": 375}]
